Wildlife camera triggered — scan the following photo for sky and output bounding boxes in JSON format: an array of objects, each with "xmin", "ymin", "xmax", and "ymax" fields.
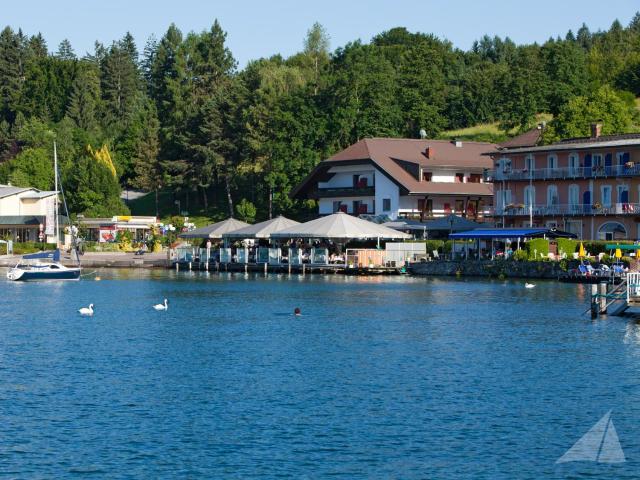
[{"xmin": 5, "ymin": 0, "xmax": 640, "ymax": 67}]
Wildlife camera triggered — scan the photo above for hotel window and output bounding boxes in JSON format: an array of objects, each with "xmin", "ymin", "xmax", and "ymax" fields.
[
  {"xmin": 547, "ymin": 154, "xmax": 558, "ymax": 170},
  {"xmin": 592, "ymin": 154, "xmax": 603, "ymax": 167},
  {"xmin": 455, "ymin": 173, "xmax": 464, "ymax": 183},
  {"xmin": 568, "ymin": 153, "xmax": 580, "ymax": 175},
  {"xmin": 617, "ymin": 151, "xmax": 630, "ymax": 166},
  {"xmin": 525, "ymin": 154, "xmax": 535, "ymax": 172},
  {"xmin": 568, "ymin": 184, "xmax": 580, "ymax": 207},
  {"xmin": 524, "ymin": 185, "xmax": 536, "ymax": 206},
  {"xmin": 601, "ymin": 185, "xmax": 612, "ymax": 208},
  {"xmin": 547, "ymin": 185, "xmax": 559, "ymax": 206},
  {"xmin": 455, "ymin": 200, "xmax": 465, "ymax": 213},
  {"xmin": 468, "ymin": 174, "xmax": 482, "ymax": 183},
  {"xmin": 382, "ymin": 198, "xmax": 391, "ymax": 211},
  {"xmin": 422, "ymin": 171, "xmax": 432, "ymax": 182},
  {"xmin": 617, "ymin": 185, "xmax": 629, "ymax": 204}
]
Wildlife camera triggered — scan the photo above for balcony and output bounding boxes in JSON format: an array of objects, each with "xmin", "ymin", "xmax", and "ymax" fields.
[
  {"xmin": 494, "ymin": 203, "xmax": 640, "ymax": 217},
  {"xmin": 317, "ymin": 186, "xmax": 375, "ymax": 198},
  {"xmin": 484, "ymin": 163, "xmax": 640, "ymax": 182}
]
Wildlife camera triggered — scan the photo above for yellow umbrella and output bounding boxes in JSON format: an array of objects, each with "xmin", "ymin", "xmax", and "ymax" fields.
[
  {"xmin": 579, "ymin": 242, "xmax": 586, "ymax": 258},
  {"xmin": 615, "ymin": 248, "xmax": 622, "ymax": 259}
]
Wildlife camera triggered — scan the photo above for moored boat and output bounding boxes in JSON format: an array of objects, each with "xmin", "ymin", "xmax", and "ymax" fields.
[{"xmin": 7, "ymin": 250, "xmax": 81, "ymax": 281}]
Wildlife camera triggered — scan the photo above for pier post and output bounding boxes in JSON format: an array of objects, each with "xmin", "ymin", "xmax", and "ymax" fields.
[
  {"xmin": 244, "ymin": 264, "xmax": 248, "ymax": 274},
  {"xmin": 591, "ymin": 284, "xmax": 598, "ymax": 319},
  {"xmin": 302, "ymin": 264, "xmax": 306, "ymax": 276},
  {"xmin": 599, "ymin": 282, "xmax": 608, "ymax": 314},
  {"xmin": 264, "ymin": 263, "xmax": 267, "ymax": 276},
  {"xmin": 188, "ymin": 261, "xmax": 192, "ymax": 271},
  {"xmin": 175, "ymin": 262, "xmax": 179, "ymax": 272},
  {"xmin": 288, "ymin": 263, "xmax": 291, "ymax": 275}
]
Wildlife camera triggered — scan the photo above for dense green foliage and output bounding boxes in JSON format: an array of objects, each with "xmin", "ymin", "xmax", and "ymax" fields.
[
  {"xmin": 0, "ymin": 16, "xmax": 639, "ymax": 220},
  {"xmin": 525, "ymin": 238, "xmax": 550, "ymax": 260},
  {"xmin": 556, "ymin": 238, "xmax": 578, "ymax": 257}
]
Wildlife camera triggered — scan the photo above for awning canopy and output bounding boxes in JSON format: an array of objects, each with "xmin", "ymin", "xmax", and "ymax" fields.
[
  {"xmin": 449, "ymin": 228, "xmax": 577, "ymax": 239},
  {"xmin": 423, "ymin": 214, "xmax": 487, "ymax": 232},
  {"xmin": 270, "ymin": 212, "xmax": 411, "ymax": 240},
  {"xmin": 179, "ymin": 218, "xmax": 250, "ymax": 239},
  {"xmin": 223, "ymin": 215, "xmax": 300, "ymax": 239},
  {"xmin": 605, "ymin": 244, "xmax": 640, "ymax": 251},
  {"xmin": 382, "ymin": 219, "xmax": 427, "ymax": 232}
]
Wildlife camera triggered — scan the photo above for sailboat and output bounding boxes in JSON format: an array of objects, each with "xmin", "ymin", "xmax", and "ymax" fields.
[{"xmin": 7, "ymin": 142, "xmax": 81, "ymax": 281}]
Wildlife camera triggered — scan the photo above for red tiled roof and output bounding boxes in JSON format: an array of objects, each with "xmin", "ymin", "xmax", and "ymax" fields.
[{"xmin": 292, "ymin": 138, "xmax": 495, "ymax": 198}]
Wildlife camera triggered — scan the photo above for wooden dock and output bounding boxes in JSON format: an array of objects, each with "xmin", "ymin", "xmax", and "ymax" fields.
[{"xmin": 173, "ymin": 261, "xmax": 404, "ymax": 276}]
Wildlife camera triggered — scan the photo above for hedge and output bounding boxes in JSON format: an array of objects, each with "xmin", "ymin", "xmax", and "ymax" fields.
[
  {"xmin": 525, "ymin": 238, "xmax": 549, "ymax": 260},
  {"xmin": 557, "ymin": 238, "xmax": 578, "ymax": 257}
]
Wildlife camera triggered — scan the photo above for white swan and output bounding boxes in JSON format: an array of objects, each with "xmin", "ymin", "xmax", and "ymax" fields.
[
  {"xmin": 153, "ymin": 298, "xmax": 168, "ymax": 311},
  {"xmin": 525, "ymin": 283, "xmax": 536, "ymax": 289},
  {"xmin": 78, "ymin": 304, "xmax": 94, "ymax": 316}
]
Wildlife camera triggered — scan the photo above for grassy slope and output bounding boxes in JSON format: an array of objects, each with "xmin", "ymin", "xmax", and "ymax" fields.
[
  {"xmin": 438, "ymin": 114, "xmax": 553, "ymax": 143},
  {"xmin": 127, "ymin": 190, "xmax": 223, "ymax": 227}
]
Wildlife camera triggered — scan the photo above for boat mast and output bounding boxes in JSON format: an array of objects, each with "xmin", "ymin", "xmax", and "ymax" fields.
[{"xmin": 54, "ymin": 140, "xmax": 59, "ymax": 248}]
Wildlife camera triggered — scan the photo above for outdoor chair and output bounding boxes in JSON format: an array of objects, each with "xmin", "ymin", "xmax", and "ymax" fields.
[{"xmin": 432, "ymin": 250, "xmax": 440, "ymax": 260}]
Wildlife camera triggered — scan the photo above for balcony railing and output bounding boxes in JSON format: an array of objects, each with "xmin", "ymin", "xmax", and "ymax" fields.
[
  {"xmin": 316, "ymin": 186, "xmax": 375, "ymax": 198},
  {"xmin": 494, "ymin": 203, "xmax": 640, "ymax": 217},
  {"xmin": 484, "ymin": 163, "xmax": 640, "ymax": 182}
]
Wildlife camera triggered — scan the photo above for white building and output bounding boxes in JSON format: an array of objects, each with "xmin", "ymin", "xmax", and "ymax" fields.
[
  {"xmin": 0, "ymin": 185, "xmax": 59, "ymax": 242},
  {"xmin": 292, "ymin": 138, "xmax": 494, "ymax": 221}
]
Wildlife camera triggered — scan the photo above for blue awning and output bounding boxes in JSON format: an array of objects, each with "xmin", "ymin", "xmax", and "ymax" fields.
[{"xmin": 449, "ymin": 228, "xmax": 575, "ymax": 239}]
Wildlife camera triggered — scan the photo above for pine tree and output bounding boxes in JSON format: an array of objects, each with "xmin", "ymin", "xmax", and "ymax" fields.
[
  {"xmin": 0, "ymin": 27, "xmax": 22, "ymax": 124},
  {"xmin": 56, "ymin": 39, "xmax": 76, "ymax": 60},
  {"xmin": 67, "ymin": 63, "xmax": 101, "ymax": 131}
]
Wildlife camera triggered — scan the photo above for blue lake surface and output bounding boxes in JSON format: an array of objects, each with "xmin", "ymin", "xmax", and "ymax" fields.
[{"xmin": 1, "ymin": 270, "xmax": 640, "ymax": 478}]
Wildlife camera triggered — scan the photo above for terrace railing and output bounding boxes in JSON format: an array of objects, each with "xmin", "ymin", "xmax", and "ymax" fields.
[
  {"xmin": 494, "ymin": 203, "xmax": 640, "ymax": 217},
  {"xmin": 484, "ymin": 163, "xmax": 640, "ymax": 182}
]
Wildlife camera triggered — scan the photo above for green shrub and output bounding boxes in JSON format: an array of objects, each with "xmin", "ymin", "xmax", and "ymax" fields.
[
  {"xmin": 525, "ymin": 238, "xmax": 549, "ymax": 260},
  {"xmin": 11, "ymin": 242, "xmax": 57, "ymax": 254},
  {"xmin": 557, "ymin": 238, "xmax": 577, "ymax": 257},
  {"xmin": 424, "ymin": 240, "xmax": 444, "ymax": 254},
  {"xmin": 513, "ymin": 249, "xmax": 529, "ymax": 261},
  {"xmin": 582, "ymin": 240, "xmax": 636, "ymax": 256}
]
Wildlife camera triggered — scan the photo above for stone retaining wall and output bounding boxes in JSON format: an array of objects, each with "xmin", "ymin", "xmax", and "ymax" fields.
[{"xmin": 409, "ymin": 260, "xmax": 563, "ymax": 279}]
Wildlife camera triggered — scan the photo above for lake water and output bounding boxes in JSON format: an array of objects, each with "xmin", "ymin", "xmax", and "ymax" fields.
[{"xmin": 1, "ymin": 270, "xmax": 640, "ymax": 479}]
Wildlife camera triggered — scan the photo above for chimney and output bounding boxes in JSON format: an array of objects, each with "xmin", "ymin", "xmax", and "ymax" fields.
[
  {"xmin": 590, "ymin": 122, "xmax": 602, "ymax": 139},
  {"xmin": 425, "ymin": 145, "xmax": 433, "ymax": 158}
]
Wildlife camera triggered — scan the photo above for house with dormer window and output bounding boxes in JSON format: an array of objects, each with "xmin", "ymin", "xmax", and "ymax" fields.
[{"xmin": 291, "ymin": 138, "xmax": 495, "ymax": 221}]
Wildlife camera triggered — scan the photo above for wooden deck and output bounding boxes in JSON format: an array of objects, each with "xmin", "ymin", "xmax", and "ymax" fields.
[{"xmin": 174, "ymin": 261, "xmax": 404, "ymax": 276}]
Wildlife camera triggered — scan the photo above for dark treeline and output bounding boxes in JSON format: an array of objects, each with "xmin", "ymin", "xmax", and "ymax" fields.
[{"xmin": 1, "ymin": 15, "xmax": 640, "ymax": 220}]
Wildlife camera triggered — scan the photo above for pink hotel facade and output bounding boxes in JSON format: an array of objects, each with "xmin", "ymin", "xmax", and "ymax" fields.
[{"xmin": 485, "ymin": 125, "xmax": 640, "ymax": 240}]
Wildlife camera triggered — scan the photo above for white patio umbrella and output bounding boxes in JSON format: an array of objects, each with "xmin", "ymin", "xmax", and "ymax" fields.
[
  {"xmin": 222, "ymin": 215, "xmax": 300, "ymax": 239},
  {"xmin": 270, "ymin": 212, "xmax": 411, "ymax": 240},
  {"xmin": 179, "ymin": 218, "xmax": 250, "ymax": 239}
]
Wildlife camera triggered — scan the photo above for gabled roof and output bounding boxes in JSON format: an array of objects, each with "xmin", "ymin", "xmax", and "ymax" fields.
[
  {"xmin": 292, "ymin": 138, "xmax": 495, "ymax": 199},
  {"xmin": 0, "ymin": 185, "xmax": 57, "ymax": 199},
  {"xmin": 0, "ymin": 185, "xmax": 31, "ymax": 198},
  {"xmin": 498, "ymin": 127, "xmax": 543, "ymax": 149}
]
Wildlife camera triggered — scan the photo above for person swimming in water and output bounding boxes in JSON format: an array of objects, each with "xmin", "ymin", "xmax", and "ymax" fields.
[{"xmin": 294, "ymin": 307, "xmax": 301, "ymax": 316}]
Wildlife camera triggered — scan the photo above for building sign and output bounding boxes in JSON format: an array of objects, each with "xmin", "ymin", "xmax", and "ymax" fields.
[
  {"xmin": 99, "ymin": 226, "xmax": 116, "ymax": 243},
  {"xmin": 45, "ymin": 197, "xmax": 55, "ymax": 235}
]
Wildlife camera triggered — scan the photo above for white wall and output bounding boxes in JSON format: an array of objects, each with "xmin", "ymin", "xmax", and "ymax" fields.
[
  {"xmin": 374, "ymin": 168, "xmax": 399, "ymax": 218},
  {"xmin": 318, "ymin": 165, "xmax": 375, "ymax": 189}
]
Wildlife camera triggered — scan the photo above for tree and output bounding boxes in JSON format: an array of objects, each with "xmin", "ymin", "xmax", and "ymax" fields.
[
  {"xmin": 7, "ymin": 147, "xmax": 53, "ymax": 189},
  {"xmin": 56, "ymin": 39, "xmax": 76, "ymax": 60},
  {"xmin": 67, "ymin": 62, "xmax": 101, "ymax": 131},
  {"xmin": 545, "ymin": 85, "xmax": 636, "ymax": 141},
  {"xmin": 64, "ymin": 148, "xmax": 128, "ymax": 216},
  {"xmin": 100, "ymin": 39, "xmax": 140, "ymax": 126},
  {"xmin": 235, "ymin": 198, "xmax": 256, "ymax": 222},
  {"xmin": 303, "ymin": 22, "xmax": 330, "ymax": 94},
  {"xmin": 0, "ymin": 27, "xmax": 22, "ymax": 124}
]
